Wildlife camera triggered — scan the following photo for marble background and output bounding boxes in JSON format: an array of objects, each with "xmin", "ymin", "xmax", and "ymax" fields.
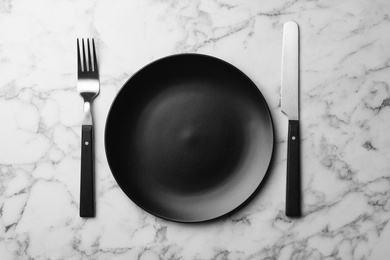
[{"xmin": 0, "ymin": 0, "xmax": 390, "ymax": 259}]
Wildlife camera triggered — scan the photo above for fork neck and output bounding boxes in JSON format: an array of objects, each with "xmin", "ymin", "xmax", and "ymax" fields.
[{"xmin": 82, "ymin": 101, "xmax": 93, "ymax": 125}]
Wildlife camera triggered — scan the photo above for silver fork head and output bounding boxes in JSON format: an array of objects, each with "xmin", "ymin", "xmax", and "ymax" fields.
[
  {"xmin": 77, "ymin": 38, "xmax": 99, "ymax": 76},
  {"xmin": 77, "ymin": 38, "xmax": 100, "ymax": 101}
]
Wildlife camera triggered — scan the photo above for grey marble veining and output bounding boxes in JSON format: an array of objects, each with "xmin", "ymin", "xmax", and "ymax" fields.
[{"xmin": 0, "ymin": 0, "xmax": 390, "ymax": 259}]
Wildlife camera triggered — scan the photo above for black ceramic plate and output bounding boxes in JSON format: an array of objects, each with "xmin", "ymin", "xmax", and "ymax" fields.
[{"xmin": 105, "ymin": 54, "xmax": 274, "ymax": 222}]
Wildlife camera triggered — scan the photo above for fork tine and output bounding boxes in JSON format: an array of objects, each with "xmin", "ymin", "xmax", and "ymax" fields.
[
  {"xmin": 87, "ymin": 39, "xmax": 92, "ymax": 72},
  {"xmin": 92, "ymin": 39, "xmax": 98, "ymax": 73},
  {"xmin": 82, "ymin": 39, "xmax": 87, "ymax": 72},
  {"xmin": 77, "ymin": 39, "xmax": 82, "ymax": 74}
]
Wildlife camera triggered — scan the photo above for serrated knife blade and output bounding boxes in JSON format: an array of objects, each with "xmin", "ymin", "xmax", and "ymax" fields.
[{"xmin": 281, "ymin": 21, "xmax": 301, "ymax": 217}]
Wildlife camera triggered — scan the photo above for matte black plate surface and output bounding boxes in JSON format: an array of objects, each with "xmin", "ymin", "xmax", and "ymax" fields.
[{"xmin": 105, "ymin": 54, "xmax": 274, "ymax": 222}]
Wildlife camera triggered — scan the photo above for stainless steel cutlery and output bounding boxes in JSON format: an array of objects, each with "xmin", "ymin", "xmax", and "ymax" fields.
[
  {"xmin": 281, "ymin": 21, "xmax": 301, "ymax": 217},
  {"xmin": 77, "ymin": 38, "xmax": 99, "ymax": 217}
]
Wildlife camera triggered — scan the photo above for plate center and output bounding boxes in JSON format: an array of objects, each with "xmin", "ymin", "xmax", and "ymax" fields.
[{"xmin": 135, "ymin": 87, "xmax": 245, "ymax": 195}]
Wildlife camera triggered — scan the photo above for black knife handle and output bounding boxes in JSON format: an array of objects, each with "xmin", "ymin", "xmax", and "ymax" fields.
[
  {"xmin": 286, "ymin": 120, "xmax": 301, "ymax": 217},
  {"xmin": 80, "ymin": 125, "xmax": 95, "ymax": 217}
]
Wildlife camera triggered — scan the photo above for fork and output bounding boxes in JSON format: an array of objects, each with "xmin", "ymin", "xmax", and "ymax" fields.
[{"xmin": 77, "ymin": 38, "xmax": 99, "ymax": 217}]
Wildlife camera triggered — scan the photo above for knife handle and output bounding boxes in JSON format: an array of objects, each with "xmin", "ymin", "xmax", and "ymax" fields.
[
  {"xmin": 80, "ymin": 125, "xmax": 95, "ymax": 217},
  {"xmin": 286, "ymin": 120, "xmax": 301, "ymax": 217}
]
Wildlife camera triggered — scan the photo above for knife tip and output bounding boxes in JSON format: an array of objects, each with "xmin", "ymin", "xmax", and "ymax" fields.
[{"xmin": 284, "ymin": 21, "xmax": 299, "ymax": 28}]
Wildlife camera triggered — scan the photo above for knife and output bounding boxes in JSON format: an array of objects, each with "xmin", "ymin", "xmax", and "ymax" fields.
[{"xmin": 281, "ymin": 21, "xmax": 301, "ymax": 217}]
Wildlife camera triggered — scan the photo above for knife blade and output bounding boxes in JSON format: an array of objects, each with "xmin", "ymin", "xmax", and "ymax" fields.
[{"xmin": 281, "ymin": 21, "xmax": 301, "ymax": 217}]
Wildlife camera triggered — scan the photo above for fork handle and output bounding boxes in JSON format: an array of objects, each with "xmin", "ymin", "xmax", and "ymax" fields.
[{"xmin": 80, "ymin": 124, "xmax": 95, "ymax": 217}]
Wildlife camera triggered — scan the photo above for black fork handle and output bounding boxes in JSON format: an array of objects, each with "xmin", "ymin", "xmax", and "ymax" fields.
[{"xmin": 80, "ymin": 125, "xmax": 95, "ymax": 217}]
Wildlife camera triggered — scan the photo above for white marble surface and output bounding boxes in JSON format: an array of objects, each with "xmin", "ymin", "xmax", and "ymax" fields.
[{"xmin": 1, "ymin": 0, "xmax": 390, "ymax": 259}]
